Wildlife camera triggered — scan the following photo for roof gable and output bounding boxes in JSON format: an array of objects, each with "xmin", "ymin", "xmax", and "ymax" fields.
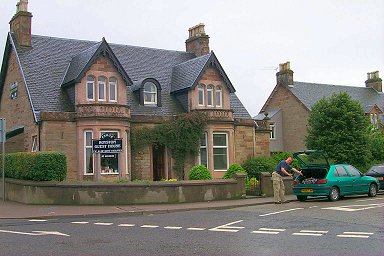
[
  {"xmin": 61, "ymin": 38, "xmax": 132, "ymax": 87},
  {"xmin": 170, "ymin": 51, "xmax": 235, "ymax": 94}
]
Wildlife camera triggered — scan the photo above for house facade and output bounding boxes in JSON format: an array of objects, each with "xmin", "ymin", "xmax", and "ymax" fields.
[
  {"xmin": 256, "ymin": 61, "xmax": 384, "ymax": 153},
  {"xmin": 0, "ymin": 1, "xmax": 270, "ymax": 181}
]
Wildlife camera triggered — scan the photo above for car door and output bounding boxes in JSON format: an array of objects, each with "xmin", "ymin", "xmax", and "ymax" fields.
[
  {"xmin": 333, "ymin": 165, "xmax": 353, "ymax": 194},
  {"xmin": 345, "ymin": 165, "xmax": 368, "ymax": 193}
]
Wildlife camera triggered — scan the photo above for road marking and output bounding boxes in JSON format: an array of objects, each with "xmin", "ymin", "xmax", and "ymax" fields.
[
  {"xmin": 322, "ymin": 203, "xmax": 384, "ymax": 212},
  {"xmin": 292, "ymin": 230, "xmax": 328, "ymax": 236},
  {"xmin": 251, "ymin": 228, "xmax": 285, "ymax": 235},
  {"xmin": 71, "ymin": 221, "xmax": 89, "ymax": 224},
  {"xmin": 140, "ymin": 225, "xmax": 159, "ymax": 228},
  {"xmin": 187, "ymin": 228, "xmax": 206, "ymax": 231},
  {"xmin": 118, "ymin": 224, "xmax": 136, "ymax": 227},
  {"xmin": 309, "ymin": 206, "xmax": 318, "ymax": 208},
  {"xmin": 355, "ymin": 198, "xmax": 383, "ymax": 202},
  {"xmin": 94, "ymin": 222, "xmax": 113, "ymax": 226},
  {"xmin": 28, "ymin": 219, "xmax": 47, "ymax": 222},
  {"xmin": 209, "ymin": 220, "xmax": 245, "ymax": 232},
  {"xmin": 0, "ymin": 229, "xmax": 70, "ymax": 237},
  {"xmin": 259, "ymin": 208, "xmax": 304, "ymax": 217},
  {"xmin": 337, "ymin": 232, "xmax": 373, "ymax": 239},
  {"xmin": 164, "ymin": 226, "xmax": 183, "ymax": 230},
  {"xmin": 259, "ymin": 228, "xmax": 286, "ymax": 232}
]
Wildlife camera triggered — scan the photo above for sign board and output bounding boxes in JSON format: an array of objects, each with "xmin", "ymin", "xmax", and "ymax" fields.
[{"xmin": 92, "ymin": 133, "xmax": 122, "ymax": 153}]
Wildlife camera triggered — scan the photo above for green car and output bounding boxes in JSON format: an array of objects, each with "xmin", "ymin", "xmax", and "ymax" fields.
[{"xmin": 292, "ymin": 150, "xmax": 379, "ymax": 202}]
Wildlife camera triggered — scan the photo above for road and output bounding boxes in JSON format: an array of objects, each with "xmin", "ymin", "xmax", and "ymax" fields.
[{"xmin": 0, "ymin": 195, "xmax": 383, "ymax": 256}]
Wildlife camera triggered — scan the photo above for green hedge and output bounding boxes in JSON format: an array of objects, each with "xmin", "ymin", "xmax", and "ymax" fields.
[
  {"xmin": 1, "ymin": 151, "xmax": 67, "ymax": 181},
  {"xmin": 188, "ymin": 165, "xmax": 213, "ymax": 180}
]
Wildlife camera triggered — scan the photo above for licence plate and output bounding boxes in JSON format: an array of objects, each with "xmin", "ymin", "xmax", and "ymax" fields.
[
  {"xmin": 301, "ymin": 189, "xmax": 313, "ymax": 193},
  {"xmin": 377, "ymin": 177, "xmax": 383, "ymax": 181}
]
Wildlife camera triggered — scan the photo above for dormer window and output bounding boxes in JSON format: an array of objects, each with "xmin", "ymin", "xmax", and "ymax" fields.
[
  {"xmin": 109, "ymin": 77, "xmax": 117, "ymax": 102},
  {"xmin": 198, "ymin": 85, "xmax": 204, "ymax": 106},
  {"xmin": 144, "ymin": 81, "xmax": 157, "ymax": 105},
  {"xmin": 86, "ymin": 76, "xmax": 95, "ymax": 101},
  {"xmin": 215, "ymin": 86, "xmax": 222, "ymax": 107},
  {"xmin": 207, "ymin": 85, "xmax": 213, "ymax": 107},
  {"xmin": 98, "ymin": 76, "xmax": 106, "ymax": 101}
]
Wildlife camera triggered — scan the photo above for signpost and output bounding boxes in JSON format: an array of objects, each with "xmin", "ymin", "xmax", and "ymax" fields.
[
  {"xmin": 0, "ymin": 118, "xmax": 5, "ymax": 201},
  {"xmin": 92, "ymin": 133, "xmax": 123, "ymax": 181}
]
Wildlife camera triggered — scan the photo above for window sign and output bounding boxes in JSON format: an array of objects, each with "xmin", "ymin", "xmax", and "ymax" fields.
[{"xmin": 93, "ymin": 132, "xmax": 122, "ymax": 175}]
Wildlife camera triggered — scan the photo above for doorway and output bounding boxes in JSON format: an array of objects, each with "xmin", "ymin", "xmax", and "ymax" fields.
[{"xmin": 152, "ymin": 144, "xmax": 165, "ymax": 181}]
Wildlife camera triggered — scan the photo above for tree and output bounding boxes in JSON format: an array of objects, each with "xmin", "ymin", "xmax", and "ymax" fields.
[{"xmin": 306, "ymin": 92, "xmax": 371, "ymax": 167}]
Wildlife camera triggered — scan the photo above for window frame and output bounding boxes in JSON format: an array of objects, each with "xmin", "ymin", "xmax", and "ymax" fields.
[
  {"xmin": 270, "ymin": 122, "xmax": 276, "ymax": 140},
  {"xmin": 212, "ymin": 132, "xmax": 228, "ymax": 171},
  {"xmin": 207, "ymin": 85, "xmax": 214, "ymax": 107},
  {"xmin": 215, "ymin": 86, "xmax": 222, "ymax": 107},
  {"xmin": 99, "ymin": 131, "xmax": 120, "ymax": 175},
  {"xmin": 198, "ymin": 85, "xmax": 205, "ymax": 106},
  {"xmin": 84, "ymin": 130, "xmax": 94, "ymax": 175},
  {"xmin": 31, "ymin": 135, "xmax": 38, "ymax": 152},
  {"xmin": 199, "ymin": 132, "xmax": 208, "ymax": 167},
  {"xmin": 86, "ymin": 76, "xmax": 95, "ymax": 101},
  {"xmin": 98, "ymin": 76, "xmax": 107, "ymax": 101},
  {"xmin": 143, "ymin": 81, "xmax": 157, "ymax": 105},
  {"xmin": 109, "ymin": 77, "xmax": 117, "ymax": 102}
]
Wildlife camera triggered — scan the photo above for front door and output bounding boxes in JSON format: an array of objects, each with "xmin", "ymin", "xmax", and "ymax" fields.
[{"xmin": 153, "ymin": 145, "xmax": 165, "ymax": 181}]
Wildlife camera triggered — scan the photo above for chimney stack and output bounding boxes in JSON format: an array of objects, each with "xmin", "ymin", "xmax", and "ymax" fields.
[
  {"xmin": 185, "ymin": 23, "xmax": 210, "ymax": 56},
  {"xmin": 9, "ymin": 0, "xmax": 32, "ymax": 47},
  {"xmin": 365, "ymin": 71, "xmax": 382, "ymax": 92},
  {"xmin": 276, "ymin": 61, "xmax": 294, "ymax": 85}
]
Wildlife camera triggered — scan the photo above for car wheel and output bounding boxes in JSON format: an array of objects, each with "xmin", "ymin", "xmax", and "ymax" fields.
[
  {"xmin": 297, "ymin": 195, "xmax": 307, "ymax": 202},
  {"xmin": 328, "ymin": 187, "xmax": 340, "ymax": 202},
  {"xmin": 368, "ymin": 183, "xmax": 377, "ymax": 197}
]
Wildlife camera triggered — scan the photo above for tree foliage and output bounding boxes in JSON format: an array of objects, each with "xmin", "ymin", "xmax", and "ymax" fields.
[{"xmin": 306, "ymin": 92, "xmax": 371, "ymax": 167}]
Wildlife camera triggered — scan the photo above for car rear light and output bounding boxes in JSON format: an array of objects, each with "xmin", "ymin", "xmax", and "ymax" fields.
[
  {"xmin": 293, "ymin": 180, "xmax": 299, "ymax": 185},
  {"xmin": 316, "ymin": 179, "xmax": 327, "ymax": 184}
]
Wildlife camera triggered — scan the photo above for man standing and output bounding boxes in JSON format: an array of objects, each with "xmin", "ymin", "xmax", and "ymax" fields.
[{"xmin": 272, "ymin": 157, "xmax": 302, "ymax": 204}]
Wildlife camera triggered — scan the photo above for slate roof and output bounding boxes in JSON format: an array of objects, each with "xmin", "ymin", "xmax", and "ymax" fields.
[
  {"xmin": 3, "ymin": 33, "xmax": 251, "ymax": 121},
  {"xmin": 289, "ymin": 81, "xmax": 384, "ymax": 113}
]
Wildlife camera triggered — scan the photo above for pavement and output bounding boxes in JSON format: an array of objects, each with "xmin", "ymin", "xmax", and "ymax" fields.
[{"xmin": 0, "ymin": 194, "xmax": 297, "ymax": 219}]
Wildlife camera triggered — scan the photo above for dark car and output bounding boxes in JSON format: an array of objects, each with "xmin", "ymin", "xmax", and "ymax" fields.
[
  {"xmin": 366, "ymin": 164, "xmax": 384, "ymax": 190},
  {"xmin": 292, "ymin": 150, "xmax": 379, "ymax": 202}
]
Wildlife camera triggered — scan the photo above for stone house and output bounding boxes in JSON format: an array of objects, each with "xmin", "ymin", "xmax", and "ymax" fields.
[
  {"xmin": 0, "ymin": 1, "xmax": 270, "ymax": 181},
  {"xmin": 255, "ymin": 61, "xmax": 383, "ymax": 153}
]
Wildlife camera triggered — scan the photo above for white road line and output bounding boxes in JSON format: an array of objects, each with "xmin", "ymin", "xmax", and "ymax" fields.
[
  {"xmin": 187, "ymin": 228, "xmax": 206, "ymax": 231},
  {"xmin": 164, "ymin": 226, "xmax": 183, "ymax": 230},
  {"xmin": 259, "ymin": 208, "xmax": 304, "ymax": 217},
  {"xmin": 293, "ymin": 233, "xmax": 323, "ymax": 236},
  {"xmin": 322, "ymin": 203, "xmax": 384, "ymax": 212},
  {"xmin": 0, "ymin": 229, "xmax": 41, "ymax": 236},
  {"xmin": 71, "ymin": 221, "xmax": 89, "ymax": 224},
  {"xmin": 209, "ymin": 220, "xmax": 245, "ymax": 232},
  {"xmin": 337, "ymin": 231, "xmax": 373, "ymax": 239},
  {"xmin": 300, "ymin": 230, "xmax": 328, "ymax": 234},
  {"xmin": 94, "ymin": 222, "xmax": 113, "ymax": 226},
  {"xmin": 118, "ymin": 224, "xmax": 136, "ymax": 227},
  {"xmin": 28, "ymin": 219, "xmax": 47, "ymax": 222},
  {"xmin": 342, "ymin": 232, "xmax": 374, "ymax": 235},
  {"xmin": 292, "ymin": 230, "xmax": 328, "ymax": 236},
  {"xmin": 140, "ymin": 225, "xmax": 159, "ymax": 228},
  {"xmin": 355, "ymin": 198, "xmax": 384, "ymax": 202},
  {"xmin": 309, "ymin": 206, "xmax": 318, "ymax": 208},
  {"xmin": 337, "ymin": 234, "xmax": 370, "ymax": 239},
  {"xmin": 259, "ymin": 228, "xmax": 286, "ymax": 232},
  {"xmin": 252, "ymin": 230, "xmax": 280, "ymax": 234}
]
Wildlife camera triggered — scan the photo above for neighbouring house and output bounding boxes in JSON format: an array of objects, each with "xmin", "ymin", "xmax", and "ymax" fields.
[
  {"xmin": 255, "ymin": 61, "xmax": 383, "ymax": 153},
  {"xmin": 0, "ymin": 0, "xmax": 270, "ymax": 181}
]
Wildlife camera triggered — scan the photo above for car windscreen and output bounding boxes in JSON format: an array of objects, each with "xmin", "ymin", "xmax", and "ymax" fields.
[{"xmin": 367, "ymin": 166, "xmax": 384, "ymax": 175}]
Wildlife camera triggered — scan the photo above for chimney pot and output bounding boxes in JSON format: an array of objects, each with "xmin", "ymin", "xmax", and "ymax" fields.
[
  {"xmin": 185, "ymin": 23, "xmax": 210, "ymax": 56},
  {"xmin": 276, "ymin": 61, "xmax": 294, "ymax": 85},
  {"xmin": 365, "ymin": 71, "xmax": 382, "ymax": 92}
]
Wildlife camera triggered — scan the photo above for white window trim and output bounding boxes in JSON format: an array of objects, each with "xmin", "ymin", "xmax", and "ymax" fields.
[
  {"xmin": 198, "ymin": 85, "xmax": 204, "ymax": 106},
  {"xmin": 99, "ymin": 131, "xmax": 120, "ymax": 175},
  {"xmin": 215, "ymin": 86, "xmax": 222, "ymax": 107},
  {"xmin": 207, "ymin": 85, "xmax": 214, "ymax": 107},
  {"xmin": 86, "ymin": 78, "xmax": 95, "ymax": 101},
  {"xmin": 199, "ymin": 132, "xmax": 208, "ymax": 167},
  {"xmin": 31, "ymin": 135, "xmax": 38, "ymax": 152},
  {"xmin": 213, "ymin": 132, "xmax": 228, "ymax": 172},
  {"xmin": 270, "ymin": 123, "xmax": 276, "ymax": 140},
  {"xmin": 98, "ymin": 78, "xmax": 106, "ymax": 101},
  {"xmin": 143, "ymin": 83, "xmax": 157, "ymax": 105},
  {"xmin": 109, "ymin": 79, "xmax": 117, "ymax": 102},
  {"xmin": 84, "ymin": 130, "xmax": 94, "ymax": 175}
]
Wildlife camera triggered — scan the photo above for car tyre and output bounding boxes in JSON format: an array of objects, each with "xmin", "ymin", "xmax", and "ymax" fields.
[
  {"xmin": 328, "ymin": 187, "xmax": 340, "ymax": 202},
  {"xmin": 368, "ymin": 183, "xmax": 377, "ymax": 197},
  {"xmin": 297, "ymin": 195, "xmax": 307, "ymax": 202}
]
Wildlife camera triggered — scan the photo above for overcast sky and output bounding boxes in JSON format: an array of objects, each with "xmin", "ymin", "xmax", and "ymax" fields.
[{"xmin": 1, "ymin": 0, "xmax": 383, "ymax": 116}]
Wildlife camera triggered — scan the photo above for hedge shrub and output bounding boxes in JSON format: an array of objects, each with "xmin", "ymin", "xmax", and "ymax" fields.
[
  {"xmin": 223, "ymin": 163, "xmax": 247, "ymax": 179},
  {"xmin": 242, "ymin": 156, "xmax": 276, "ymax": 178},
  {"xmin": 188, "ymin": 165, "xmax": 212, "ymax": 180},
  {"xmin": 1, "ymin": 151, "xmax": 67, "ymax": 181}
]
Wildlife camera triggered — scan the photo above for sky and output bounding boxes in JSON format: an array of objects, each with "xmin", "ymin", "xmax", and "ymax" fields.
[{"xmin": 1, "ymin": 0, "xmax": 383, "ymax": 117}]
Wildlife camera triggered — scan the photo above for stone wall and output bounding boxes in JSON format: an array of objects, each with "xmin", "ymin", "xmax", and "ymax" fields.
[{"xmin": 2, "ymin": 173, "xmax": 246, "ymax": 205}]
